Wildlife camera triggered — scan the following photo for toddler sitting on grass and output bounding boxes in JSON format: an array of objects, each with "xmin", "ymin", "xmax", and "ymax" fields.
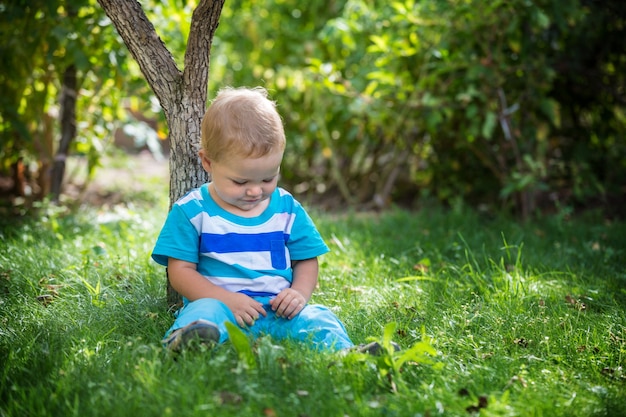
[{"xmin": 152, "ymin": 87, "xmax": 392, "ymax": 354}]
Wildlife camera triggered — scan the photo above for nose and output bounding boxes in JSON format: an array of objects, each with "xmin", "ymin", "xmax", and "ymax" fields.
[{"xmin": 246, "ymin": 185, "xmax": 262, "ymax": 197}]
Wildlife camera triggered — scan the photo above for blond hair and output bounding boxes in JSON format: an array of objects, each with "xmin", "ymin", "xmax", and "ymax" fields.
[{"xmin": 200, "ymin": 87, "xmax": 286, "ymax": 162}]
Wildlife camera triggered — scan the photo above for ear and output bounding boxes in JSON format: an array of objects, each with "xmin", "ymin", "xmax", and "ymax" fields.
[{"xmin": 199, "ymin": 149, "xmax": 212, "ymax": 173}]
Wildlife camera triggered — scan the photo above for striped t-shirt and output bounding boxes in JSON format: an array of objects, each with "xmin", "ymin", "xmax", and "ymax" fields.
[{"xmin": 151, "ymin": 184, "xmax": 329, "ymax": 300}]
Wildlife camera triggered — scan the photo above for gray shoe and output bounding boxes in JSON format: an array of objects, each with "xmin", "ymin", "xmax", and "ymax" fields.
[
  {"xmin": 354, "ymin": 341, "xmax": 401, "ymax": 355},
  {"xmin": 163, "ymin": 319, "xmax": 220, "ymax": 352}
]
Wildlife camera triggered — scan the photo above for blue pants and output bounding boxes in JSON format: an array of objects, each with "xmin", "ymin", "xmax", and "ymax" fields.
[{"xmin": 166, "ymin": 297, "xmax": 354, "ymax": 351}]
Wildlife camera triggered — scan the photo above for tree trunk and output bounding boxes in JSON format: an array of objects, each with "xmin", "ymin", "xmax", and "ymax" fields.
[
  {"xmin": 97, "ymin": 0, "xmax": 225, "ymax": 308},
  {"xmin": 50, "ymin": 65, "xmax": 77, "ymax": 202}
]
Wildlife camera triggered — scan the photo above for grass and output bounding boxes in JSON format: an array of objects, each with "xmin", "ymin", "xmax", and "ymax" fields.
[{"xmin": 1, "ymin": 175, "xmax": 625, "ymax": 416}]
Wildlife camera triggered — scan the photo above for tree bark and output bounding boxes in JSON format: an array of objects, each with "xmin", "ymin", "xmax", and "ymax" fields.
[{"xmin": 97, "ymin": 0, "xmax": 225, "ymax": 308}]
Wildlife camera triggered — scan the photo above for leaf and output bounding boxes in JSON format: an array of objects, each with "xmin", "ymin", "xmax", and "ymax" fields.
[
  {"xmin": 482, "ymin": 111, "xmax": 498, "ymax": 139},
  {"xmin": 411, "ymin": 257, "xmax": 431, "ymax": 273},
  {"xmin": 369, "ymin": 35, "xmax": 388, "ymax": 52},
  {"xmin": 466, "ymin": 395, "xmax": 489, "ymax": 413},
  {"xmin": 36, "ymin": 294, "xmax": 54, "ymax": 306},
  {"xmin": 225, "ymin": 322, "xmax": 256, "ymax": 368},
  {"xmin": 91, "ymin": 245, "xmax": 108, "ymax": 256},
  {"xmin": 533, "ymin": 9, "xmax": 551, "ymax": 29},
  {"xmin": 395, "ymin": 339, "xmax": 438, "ymax": 370},
  {"xmin": 425, "ymin": 110, "xmax": 443, "ymax": 131},
  {"xmin": 383, "ymin": 322, "xmax": 397, "ymax": 350},
  {"xmin": 539, "ymin": 98, "xmax": 561, "ymax": 127}
]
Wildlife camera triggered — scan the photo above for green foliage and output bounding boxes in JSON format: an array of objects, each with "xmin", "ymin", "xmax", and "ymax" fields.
[
  {"xmin": 0, "ymin": 0, "xmax": 158, "ymax": 197},
  {"xmin": 210, "ymin": 0, "xmax": 625, "ymax": 216},
  {"xmin": 3, "ymin": 0, "xmax": 623, "ymax": 216},
  {"xmin": 347, "ymin": 322, "xmax": 441, "ymax": 393}
]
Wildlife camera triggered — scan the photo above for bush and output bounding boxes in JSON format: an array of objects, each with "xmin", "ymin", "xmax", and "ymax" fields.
[{"xmin": 212, "ymin": 0, "xmax": 626, "ymax": 217}]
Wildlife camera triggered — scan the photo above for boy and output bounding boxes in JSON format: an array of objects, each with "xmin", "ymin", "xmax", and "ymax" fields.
[{"xmin": 152, "ymin": 87, "xmax": 354, "ymax": 352}]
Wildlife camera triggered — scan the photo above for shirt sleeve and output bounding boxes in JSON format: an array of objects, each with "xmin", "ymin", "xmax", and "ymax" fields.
[
  {"xmin": 151, "ymin": 203, "xmax": 201, "ymax": 266},
  {"xmin": 286, "ymin": 202, "xmax": 330, "ymax": 261}
]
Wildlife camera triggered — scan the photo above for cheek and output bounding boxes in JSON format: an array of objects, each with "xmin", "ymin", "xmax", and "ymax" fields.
[
  {"xmin": 226, "ymin": 185, "xmax": 244, "ymax": 197},
  {"xmin": 264, "ymin": 181, "xmax": 278, "ymax": 193},
  {"xmin": 214, "ymin": 181, "xmax": 240, "ymax": 198}
]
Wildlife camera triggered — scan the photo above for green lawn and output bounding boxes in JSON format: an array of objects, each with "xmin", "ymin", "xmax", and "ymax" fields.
[{"xmin": 1, "ymin": 186, "xmax": 624, "ymax": 416}]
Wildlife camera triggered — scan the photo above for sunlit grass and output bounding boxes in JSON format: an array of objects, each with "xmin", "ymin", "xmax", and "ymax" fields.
[{"xmin": 1, "ymin": 185, "xmax": 625, "ymax": 416}]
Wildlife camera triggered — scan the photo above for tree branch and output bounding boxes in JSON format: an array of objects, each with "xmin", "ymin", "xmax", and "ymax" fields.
[
  {"xmin": 97, "ymin": 0, "xmax": 182, "ymax": 115},
  {"xmin": 184, "ymin": 0, "xmax": 225, "ymax": 103}
]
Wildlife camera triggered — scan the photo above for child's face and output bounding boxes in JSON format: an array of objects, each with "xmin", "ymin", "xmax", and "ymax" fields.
[{"xmin": 200, "ymin": 149, "xmax": 283, "ymax": 216}]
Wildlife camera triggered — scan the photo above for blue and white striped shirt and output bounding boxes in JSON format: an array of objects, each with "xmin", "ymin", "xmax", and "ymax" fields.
[{"xmin": 152, "ymin": 184, "xmax": 329, "ymax": 299}]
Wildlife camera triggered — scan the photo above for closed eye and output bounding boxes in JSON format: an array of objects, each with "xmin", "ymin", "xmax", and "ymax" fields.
[{"xmin": 231, "ymin": 176, "xmax": 277, "ymax": 185}]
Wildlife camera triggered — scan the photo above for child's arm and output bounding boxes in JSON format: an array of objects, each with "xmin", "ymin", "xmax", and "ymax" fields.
[
  {"xmin": 168, "ymin": 258, "xmax": 266, "ymax": 327},
  {"xmin": 270, "ymin": 257, "xmax": 319, "ymax": 319}
]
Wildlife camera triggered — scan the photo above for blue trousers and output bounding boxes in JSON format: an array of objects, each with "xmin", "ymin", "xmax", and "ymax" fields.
[{"xmin": 166, "ymin": 297, "xmax": 354, "ymax": 351}]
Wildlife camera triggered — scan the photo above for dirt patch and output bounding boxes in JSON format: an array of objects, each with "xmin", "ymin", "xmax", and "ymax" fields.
[{"xmin": 65, "ymin": 151, "xmax": 169, "ymax": 207}]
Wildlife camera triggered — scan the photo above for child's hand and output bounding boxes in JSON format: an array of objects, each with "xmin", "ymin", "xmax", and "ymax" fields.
[
  {"xmin": 223, "ymin": 292, "xmax": 267, "ymax": 327},
  {"xmin": 270, "ymin": 288, "xmax": 306, "ymax": 319}
]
